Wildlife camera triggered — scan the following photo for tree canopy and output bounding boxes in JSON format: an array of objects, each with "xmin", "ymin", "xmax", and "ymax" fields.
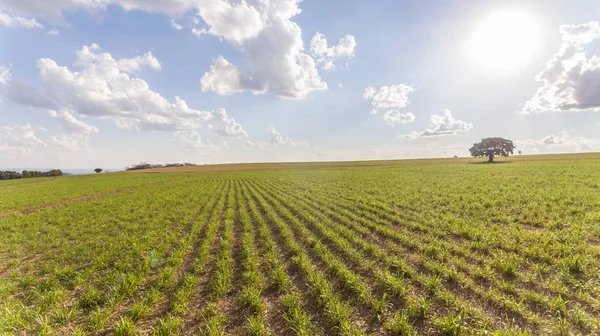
[
  {"xmin": 0, "ymin": 169, "xmax": 62, "ymax": 180},
  {"xmin": 94, "ymin": 168, "xmax": 102, "ymax": 173},
  {"xmin": 469, "ymin": 137, "xmax": 515, "ymax": 163}
]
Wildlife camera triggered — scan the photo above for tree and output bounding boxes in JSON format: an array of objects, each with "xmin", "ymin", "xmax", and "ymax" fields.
[
  {"xmin": 518, "ymin": 150, "xmax": 523, "ymax": 155},
  {"xmin": 469, "ymin": 137, "xmax": 515, "ymax": 163},
  {"xmin": 94, "ymin": 168, "xmax": 102, "ymax": 173}
]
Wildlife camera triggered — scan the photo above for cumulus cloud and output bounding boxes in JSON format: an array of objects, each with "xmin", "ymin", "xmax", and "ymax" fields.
[
  {"xmin": 523, "ymin": 21, "xmax": 600, "ymax": 113},
  {"xmin": 383, "ymin": 110, "xmax": 416, "ymax": 126},
  {"xmin": 116, "ymin": 52, "xmax": 161, "ymax": 73},
  {"xmin": 0, "ymin": 1, "xmax": 105, "ymax": 27},
  {"xmin": 244, "ymin": 127, "xmax": 307, "ymax": 149},
  {"xmin": 48, "ymin": 110, "xmax": 99, "ymax": 134},
  {"xmin": 0, "ymin": 11, "xmax": 44, "ymax": 28},
  {"xmin": 1, "ymin": 0, "xmax": 351, "ymax": 99},
  {"xmin": 401, "ymin": 110, "xmax": 472, "ymax": 139},
  {"xmin": 518, "ymin": 131, "xmax": 600, "ymax": 153},
  {"xmin": 201, "ymin": 56, "xmax": 243, "ymax": 95},
  {"xmin": 310, "ymin": 32, "xmax": 356, "ymax": 70},
  {"xmin": 7, "ymin": 44, "xmax": 216, "ymax": 132},
  {"xmin": 244, "ymin": 140, "xmax": 262, "ymax": 148},
  {"xmin": 173, "ymin": 129, "xmax": 222, "ymax": 155},
  {"xmin": 0, "ymin": 0, "xmax": 195, "ymax": 27},
  {"xmin": 0, "ymin": 65, "xmax": 10, "ymax": 84},
  {"xmin": 364, "ymin": 84, "xmax": 415, "ymax": 115},
  {"xmin": 0, "ymin": 124, "xmax": 46, "ymax": 154},
  {"xmin": 541, "ymin": 132, "xmax": 570, "ymax": 144},
  {"xmin": 6, "ymin": 80, "xmax": 55, "ymax": 108},
  {"xmin": 199, "ymin": 0, "xmax": 331, "ymax": 99},
  {"xmin": 364, "ymin": 84, "xmax": 416, "ymax": 127},
  {"xmin": 532, "ymin": 131, "xmax": 596, "ymax": 146},
  {"xmin": 208, "ymin": 108, "xmax": 247, "ymax": 137},
  {"xmin": 49, "ymin": 133, "xmax": 89, "ymax": 151},
  {"xmin": 191, "ymin": 27, "xmax": 208, "ymax": 37},
  {"xmin": 269, "ymin": 126, "xmax": 307, "ymax": 146},
  {"xmin": 171, "ymin": 19, "xmax": 183, "ymax": 30},
  {"xmin": 196, "ymin": 0, "xmax": 264, "ymax": 44},
  {"xmin": 173, "ymin": 130, "xmax": 210, "ymax": 149}
]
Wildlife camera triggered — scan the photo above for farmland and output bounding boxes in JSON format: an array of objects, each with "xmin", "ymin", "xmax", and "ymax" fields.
[{"xmin": 1, "ymin": 155, "xmax": 600, "ymax": 335}]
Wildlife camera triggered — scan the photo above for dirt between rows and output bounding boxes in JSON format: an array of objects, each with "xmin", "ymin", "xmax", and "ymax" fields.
[{"xmin": 0, "ymin": 177, "xmax": 183, "ymax": 218}]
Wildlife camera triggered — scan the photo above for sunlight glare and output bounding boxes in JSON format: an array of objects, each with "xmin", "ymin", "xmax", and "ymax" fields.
[{"xmin": 466, "ymin": 10, "xmax": 540, "ymax": 73}]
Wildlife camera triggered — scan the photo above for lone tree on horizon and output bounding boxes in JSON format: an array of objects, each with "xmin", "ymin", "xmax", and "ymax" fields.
[
  {"xmin": 469, "ymin": 137, "xmax": 515, "ymax": 163},
  {"xmin": 94, "ymin": 168, "xmax": 102, "ymax": 173}
]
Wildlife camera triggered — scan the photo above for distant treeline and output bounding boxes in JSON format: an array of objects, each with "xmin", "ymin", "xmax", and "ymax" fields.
[
  {"xmin": 0, "ymin": 169, "xmax": 63, "ymax": 180},
  {"xmin": 126, "ymin": 162, "xmax": 197, "ymax": 171}
]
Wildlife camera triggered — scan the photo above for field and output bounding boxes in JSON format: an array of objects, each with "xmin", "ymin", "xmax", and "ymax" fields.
[{"xmin": 1, "ymin": 154, "xmax": 600, "ymax": 335}]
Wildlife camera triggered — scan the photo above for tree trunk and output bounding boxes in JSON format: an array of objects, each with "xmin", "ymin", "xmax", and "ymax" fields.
[{"xmin": 488, "ymin": 154, "xmax": 494, "ymax": 163}]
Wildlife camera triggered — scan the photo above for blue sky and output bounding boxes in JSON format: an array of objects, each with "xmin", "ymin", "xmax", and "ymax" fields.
[{"xmin": 1, "ymin": 0, "xmax": 600, "ymax": 169}]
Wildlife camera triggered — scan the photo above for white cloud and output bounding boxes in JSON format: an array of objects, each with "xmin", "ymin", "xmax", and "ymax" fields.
[
  {"xmin": 269, "ymin": 126, "xmax": 307, "ymax": 146},
  {"xmin": 46, "ymin": 29, "xmax": 59, "ymax": 35},
  {"xmin": 0, "ymin": 65, "xmax": 10, "ymax": 84},
  {"xmin": 1, "ymin": 0, "xmax": 349, "ymax": 99},
  {"xmin": 8, "ymin": 44, "xmax": 215, "ymax": 132},
  {"xmin": 49, "ymin": 133, "xmax": 88, "ymax": 151},
  {"xmin": 364, "ymin": 84, "xmax": 415, "ymax": 115},
  {"xmin": 173, "ymin": 130, "xmax": 221, "ymax": 156},
  {"xmin": 244, "ymin": 140, "xmax": 260, "ymax": 148},
  {"xmin": 0, "ymin": 124, "xmax": 46, "ymax": 154},
  {"xmin": 383, "ymin": 110, "xmax": 415, "ymax": 126},
  {"xmin": 533, "ymin": 131, "xmax": 596, "ymax": 146},
  {"xmin": 364, "ymin": 84, "xmax": 416, "ymax": 126},
  {"xmin": 199, "ymin": 0, "xmax": 330, "ymax": 99},
  {"xmin": 171, "ymin": 19, "xmax": 182, "ymax": 30},
  {"xmin": 174, "ymin": 130, "xmax": 209, "ymax": 149},
  {"xmin": 208, "ymin": 108, "xmax": 247, "ymax": 137},
  {"xmin": 310, "ymin": 32, "xmax": 356, "ymax": 70},
  {"xmin": 116, "ymin": 52, "xmax": 161, "ymax": 73},
  {"xmin": 38, "ymin": 127, "xmax": 48, "ymax": 132},
  {"xmin": 518, "ymin": 131, "xmax": 600, "ymax": 153},
  {"xmin": 401, "ymin": 110, "xmax": 472, "ymax": 139},
  {"xmin": 243, "ymin": 127, "xmax": 307, "ymax": 148},
  {"xmin": 48, "ymin": 110, "xmax": 99, "ymax": 134},
  {"xmin": 115, "ymin": 0, "xmax": 197, "ymax": 15},
  {"xmin": 541, "ymin": 131, "xmax": 570, "ymax": 145},
  {"xmin": 0, "ymin": 0, "xmax": 196, "ymax": 27},
  {"xmin": 0, "ymin": 11, "xmax": 44, "ymax": 28},
  {"xmin": 523, "ymin": 21, "xmax": 600, "ymax": 113},
  {"xmin": 196, "ymin": 0, "xmax": 264, "ymax": 44},
  {"xmin": 192, "ymin": 27, "xmax": 208, "ymax": 37},
  {"xmin": 200, "ymin": 56, "xmax": 243, "ymax": 94},
  {"xmin": 0, "ymin": 1, "xmax": 106, "ymax": 27}
]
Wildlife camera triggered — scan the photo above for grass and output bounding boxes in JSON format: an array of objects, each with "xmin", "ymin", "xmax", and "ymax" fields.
[{"xmin": 1, "ymin": 153, "xmax": 600, "ymax": 334}]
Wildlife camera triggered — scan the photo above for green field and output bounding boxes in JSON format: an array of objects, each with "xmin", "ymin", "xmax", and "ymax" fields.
[{"xmin": 1, "ymin": 155, "xmax": 600, "ymax": 335}]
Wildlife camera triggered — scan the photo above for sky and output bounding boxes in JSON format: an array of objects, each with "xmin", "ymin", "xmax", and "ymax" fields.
[{"xmin": 1, "ymin": 0, "xmax": 600, "ymax": 169}]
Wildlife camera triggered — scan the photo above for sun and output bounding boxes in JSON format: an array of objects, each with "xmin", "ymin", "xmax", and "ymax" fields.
[{"xmin": 466, "ymin": 10, "xmax": 540, "ymax": 73}]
